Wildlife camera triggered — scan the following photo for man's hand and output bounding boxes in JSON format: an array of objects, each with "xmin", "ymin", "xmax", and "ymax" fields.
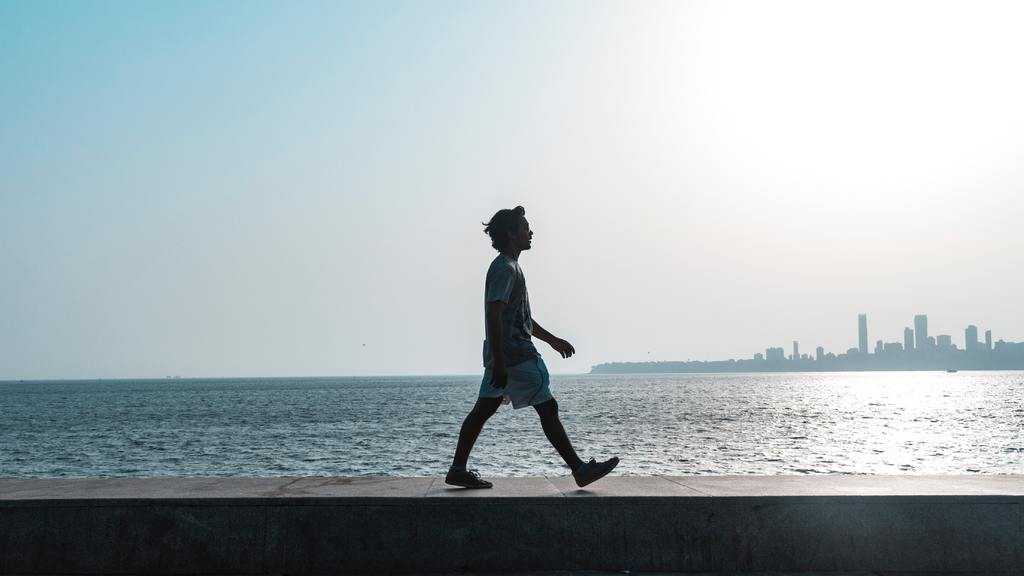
[
  {"xmin": 551, "ymin": 338, "xmax": 575, "ymax": 359},
  {"xmin": 531, "ymin": 318, "xmax": 575, "ymax": 359},
  {"xmin": 493, "ymin": 364, "xmax": 508, "ymax": 388}
]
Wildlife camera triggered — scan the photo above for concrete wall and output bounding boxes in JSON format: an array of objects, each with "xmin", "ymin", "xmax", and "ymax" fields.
[{"xmin": 1, "ymin": 475, "xmax": 1022, "ymax": 574}]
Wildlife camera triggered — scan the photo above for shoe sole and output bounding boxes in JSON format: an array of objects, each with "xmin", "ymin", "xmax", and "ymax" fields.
[
  {"xmin": 444, "ymin": 478, "xmax": 493, "ymax": 489},
  {"xmin": 574, "ymin": 456, "xmax": 620, "ymax": 488}
]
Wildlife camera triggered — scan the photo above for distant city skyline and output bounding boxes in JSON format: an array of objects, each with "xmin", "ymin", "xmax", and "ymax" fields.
[
  {"xmin": 593, "ymin": 312, "xmax": 1024, "ymax": 374},
  {"xmin": 778, "ymin": 312, "xmax": 1013, "ymax": 362}
]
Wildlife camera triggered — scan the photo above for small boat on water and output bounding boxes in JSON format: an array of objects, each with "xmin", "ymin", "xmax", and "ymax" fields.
[{"xmin": 946, "ymin": 369, "xmax": 958, "ymax": 373}]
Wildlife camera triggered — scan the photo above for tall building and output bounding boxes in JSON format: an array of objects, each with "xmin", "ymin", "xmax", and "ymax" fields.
[
  {"xmin": 965, "ymin": 325, "xmax": 978, "ymax": 353},
  {"xmin": 937, "ymin": 334, "xmax": 952, "ymax": 349},
  {"xmin": 766, "ymin": 347, "xmax": 785, "ymax": 362},
  {"xmin": 792, "ymin": 341, "xmax": 799, "ymax": 360},
  {"xmin": 904, "ymin": 327, "xmax": 914, "ymax": 352},
  {"xmin": 874, "ymin": 340, "xmax": 883, "ymax": 355},
  {"xmin": 858, "ymin": 314, "xmax": 868, "ymax": 355},
  {"xmin": 914, "ymin": 315, "xmax": 928, "ymax": 350},
  {"xmin": 816, "ymin": 346, "xmax": 824, "ymax": 362},
  {"xmin": 985, "ymin": 329, "xmax": 992, "ymax": 351}
]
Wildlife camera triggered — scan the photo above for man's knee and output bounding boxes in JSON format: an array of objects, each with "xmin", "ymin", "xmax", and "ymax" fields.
[
  {"xmin": 534, "ymin": 397, "xmax": 558, "ymax": 418},
  {"xmin": 469, "ymin": 398, "xmax": 501, "ymax": 421}
]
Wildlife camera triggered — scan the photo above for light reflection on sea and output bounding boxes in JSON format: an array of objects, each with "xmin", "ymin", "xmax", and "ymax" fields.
[{"xmin": 1, "ymin": 371, "xmax": 1021, "ymax": 477}]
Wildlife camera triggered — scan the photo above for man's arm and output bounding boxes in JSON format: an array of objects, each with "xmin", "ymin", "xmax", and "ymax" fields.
[
  {"xmin": 486, "ymin": 301, "xmax": 508, "ymax": 387},
  {"xmin": 531, "ymin": 318, "xmax": 575, "ymax": 359}
]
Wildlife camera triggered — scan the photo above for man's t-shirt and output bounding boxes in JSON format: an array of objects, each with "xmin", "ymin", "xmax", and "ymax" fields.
[{"xmin": 482, "ymin": 253, "xmax": 540, "ymax": 368}]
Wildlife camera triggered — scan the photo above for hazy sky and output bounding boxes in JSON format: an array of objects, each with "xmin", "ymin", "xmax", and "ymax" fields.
[{"xmin": 3, "ymin": 1, "xmax": 1023, "ymax": 379}]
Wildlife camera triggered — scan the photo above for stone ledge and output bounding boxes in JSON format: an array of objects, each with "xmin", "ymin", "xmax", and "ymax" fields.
[
  {"xmin": 3, "ymin": 474, "xmax": 1022, "ymax": 500},
  {"xmin": 1, "ymin": 476, "xmax": 1022, "ymax": 574}
]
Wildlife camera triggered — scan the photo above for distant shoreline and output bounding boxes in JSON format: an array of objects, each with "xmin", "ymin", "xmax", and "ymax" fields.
[{"xmin": 591, "ymin": 359, "xmax": 1024, "ymax": 374}]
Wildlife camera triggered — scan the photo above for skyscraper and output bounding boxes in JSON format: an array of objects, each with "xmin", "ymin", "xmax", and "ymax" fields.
[
  {"xmin": 858, "ymin": 313, "xmax": 868, "ymax": 355},
  {"xmin": 904, "ymin": 327, "xmax": 914, "ymax": 352},
  {"xmin": 914, "ymin": 314, "xmax": 928, "ymax": 351},
  {"xmin": 985, "ymin": 329, "xmax": 992, "ymax": 351},
  {"xmin": 792, "ymin": 341, "xmax": 799, "ymax": 360},
  {"xmin": 816, "ymin": 346, "xmax": 824, "ymax": 362},
  {"xmin": 966, "ymin": 325, "xmax": 978, "ymax": 353}
]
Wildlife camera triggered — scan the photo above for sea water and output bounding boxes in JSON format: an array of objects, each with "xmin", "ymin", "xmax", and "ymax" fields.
[{"xmin": 1, "ymin": 371, "xmax": 1021, "ymax": 477}]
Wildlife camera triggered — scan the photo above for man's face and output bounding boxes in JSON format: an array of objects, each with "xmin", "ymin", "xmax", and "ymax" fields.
[{"xmin": 509, "ymin": 217, "xmax": 533, "ymax": 251}]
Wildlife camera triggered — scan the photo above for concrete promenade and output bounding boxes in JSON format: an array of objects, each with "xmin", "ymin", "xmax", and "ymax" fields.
[{"xmin": 1, "ymin": 475, "xmax": 1022, "ymax": 574}]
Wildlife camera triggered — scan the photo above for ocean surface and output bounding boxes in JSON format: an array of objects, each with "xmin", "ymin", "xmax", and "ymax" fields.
[{"xmin": 1, "ymin": 371, "xmax": 1021, "ymax": 478}]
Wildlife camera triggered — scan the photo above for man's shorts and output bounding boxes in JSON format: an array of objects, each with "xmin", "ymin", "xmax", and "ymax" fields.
[{"xmin": 478, "ymin": 357, "xmax": 553, "ymax": 410}]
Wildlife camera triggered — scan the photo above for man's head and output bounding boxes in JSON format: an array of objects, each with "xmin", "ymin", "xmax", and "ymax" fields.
[{"xmin": 483, "ymin": 205, "xmax": 533, "ymax": 253}]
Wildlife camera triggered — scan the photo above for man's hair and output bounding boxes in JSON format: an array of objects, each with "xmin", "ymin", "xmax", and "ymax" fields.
[{"xmin": 483, "ymin": 206, "xmax": 526, "ymax": 250}]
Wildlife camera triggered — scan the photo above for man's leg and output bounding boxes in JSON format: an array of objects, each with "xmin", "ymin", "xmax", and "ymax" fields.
[
  {"xmin": 451, "ymin": 396, "xmax": 503, "ymax": 470},
  {"xmin": 533, "ymin": 398, "xmax": 585, "ymax": 471}
]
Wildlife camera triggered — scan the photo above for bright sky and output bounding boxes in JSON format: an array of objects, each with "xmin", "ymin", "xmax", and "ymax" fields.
[{"xmin": 3, "ymin": 1, "xmax": 1023, "ymax": 379}]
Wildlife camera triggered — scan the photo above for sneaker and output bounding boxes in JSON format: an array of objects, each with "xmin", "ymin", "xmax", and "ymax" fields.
[
  {"xmin": 445, "ymin": 467, "xmax": 493, "ymax": 489},
  {"xmin": 572, "ymin": 456, "xmax": 620, "ymax": 488}
]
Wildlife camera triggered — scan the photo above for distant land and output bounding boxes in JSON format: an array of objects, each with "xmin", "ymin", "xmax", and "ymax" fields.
[{"xmin": 592, "ymin": 313, "xmax": 1024, "ymax": 374}]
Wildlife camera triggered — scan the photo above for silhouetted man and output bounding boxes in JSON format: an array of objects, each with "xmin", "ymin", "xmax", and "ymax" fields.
[{"xmin": 446, "ymin": 206, "xmax": 619, "ymax": 488}]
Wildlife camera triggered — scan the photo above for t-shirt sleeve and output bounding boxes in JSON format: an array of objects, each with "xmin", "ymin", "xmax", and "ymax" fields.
[{"xmin": 485, "ymin": 263, "xmax": 516, "ymax": 303}]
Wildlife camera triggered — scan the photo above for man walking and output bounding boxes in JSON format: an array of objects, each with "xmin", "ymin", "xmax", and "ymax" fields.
[{"xmin": 446, "ymin": 206, "xmax": 619, "ymax": 489}]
